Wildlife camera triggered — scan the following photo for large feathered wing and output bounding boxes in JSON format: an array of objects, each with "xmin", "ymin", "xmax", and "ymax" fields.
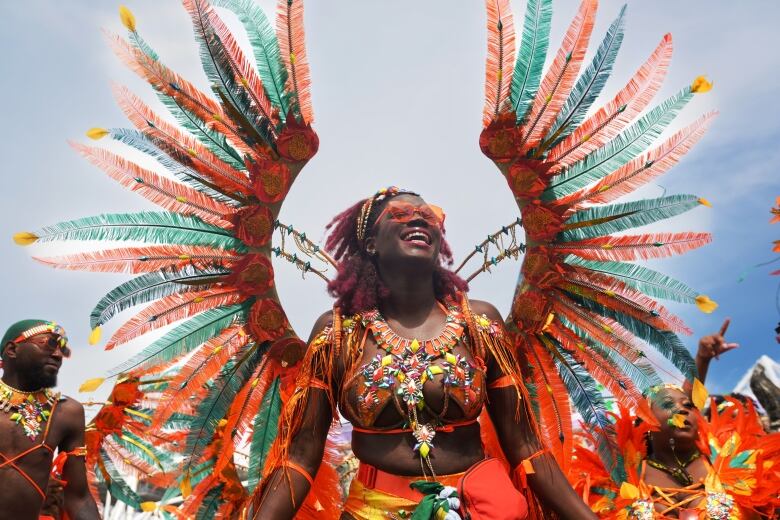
[
  {"xmin": 15, "ymin": 0, "xmax": 333, "ymax": 515},
  {"xmin": 472, "ymin": 0, "xmax": 717, "ymax": 473}
]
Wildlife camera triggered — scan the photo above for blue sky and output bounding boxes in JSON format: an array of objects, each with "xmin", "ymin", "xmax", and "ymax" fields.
[{"xmin": 0, "ymin": 0, "xmax": 778, "ymax": 401}]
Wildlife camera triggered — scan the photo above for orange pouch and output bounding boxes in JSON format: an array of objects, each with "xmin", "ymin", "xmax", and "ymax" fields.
[{"xmin": 458, "ymin": 458, "xmax": 528, "ymax": 520}]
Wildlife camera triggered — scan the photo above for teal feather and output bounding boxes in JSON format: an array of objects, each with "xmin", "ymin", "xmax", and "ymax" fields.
[
  {"xmin": 566, "ymin": 294, "xmax": 696, "ymax": 379},
  {"xmin": 212, "ymin": 0, "xmax": 290, "ymax": 117},
  {"xmin": 97, "ymin": 451, "xmax": 142, "ymax": 508},
  {"xmin": 114, "ymin": 430, "xmax": 172, "ymax": 471},
  {"xmin": 557, "ymin": 315, "xmax": 661, "ymax": 391},
  {"xmin": 110, "ymin": 300, "xmax": 252, "ymax": 376},
  {"xmin": 544, "ymin": 6, "xmax": 626, "ymax": 146},
  {"xmin": 35, "ymin": 212, "xmax": 245, "ymax": 251},
  {"xmin": 510, "ymin": 0, "xmax": 553, "ymax": 122},
  {"xmin": 184, "ymin": 342, "xmax": 265, "ymax": 472},
  {"xmin": 564, "ymin": 257, "xmax": 699, "ymax": 304},
  {"xmin": 90, "ymin": 265, "xmax": 230, "ymax": 328},
  {"xmin": 161, "ymin": 460, "xmax": 213, "ymax": 502},
  {"xmin": 247, "ymin": 376, "xmax": 282, "ymax": 492},
  {"xmin": 196, "ymin": 484, "xmax": 224, "ymax": 520},
  {"xmin": 729, "ymin": 450, "xmax": 753, "ymax": 469},
  {"xmin": 128, "ymin": 29, "xmax": 159, "ymax": 63},
  {"xmin": 553, "ymin": 345, "xmax": 626, "ymax": 483},
  {"xmin": 109, "ymin": 129, "xmax": 239, "ymax": 205},
  {"xmin": 185, "ymin": 0, "xmax": 274, "ymax": 148},
  {"xmin": 544, "ymin": 86, "xmax": 693, "ymax": 199},
  {"xmin": 561, "ymin": 194, "xmax": 703, "ymax": 241}
]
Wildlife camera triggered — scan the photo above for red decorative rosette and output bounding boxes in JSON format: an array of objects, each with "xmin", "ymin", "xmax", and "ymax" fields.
[
  {"xmin": 110, "ymin": 379, "xmax": 142, "ymax": 407},
  {"xmin": 268, "ymin": 336, "xmax": 307, "ymax": 368},
  {"xmin": 276, "ymin": 115, "xmax": 319, "ymax": 162},
  {"xmin": 522, "ymin": 201, "xmax": 565, "ymax": 241},
  {"xmin": 249, "ymin": 158, "xmax": 291, "ymax": 203},
  {"xmin": 231, "ymin": 205, "xmax": 274, "ymax": 247},
  {"xmin": 512, "ymin": 289, "xmax": 552, "ymax": 332},
  {"xmin": 522, "ymin": 247, "xmax": 564, "ymax": 289},
  {"xmin": 227, "ymin": 254, "xmax": 275, "ymax": 296},
  {"xmin": 247, "ymin": 298, "xmax": 289, "ymax": 343},
  {"xmin": 507, "ymin": 160, "xmax": 553, "ymax": 199},
  {"xmin": 479, "ymin": 114, "xmax": 521, "ymax": 163}
]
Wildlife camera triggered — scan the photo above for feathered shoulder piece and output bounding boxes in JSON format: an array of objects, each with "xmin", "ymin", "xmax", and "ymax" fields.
[
  {"xmin": 463, "ymin": 0, "xmax": 720, "ymax": 479},
  {"xmin": 14, "ymin": 0, "xmax": 335, "ymax": 515}
]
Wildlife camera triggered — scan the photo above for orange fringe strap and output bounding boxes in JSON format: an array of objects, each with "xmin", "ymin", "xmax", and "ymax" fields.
[{"xmin": 511, "ymin": 449, "xmax": 550, "ymax": 489}]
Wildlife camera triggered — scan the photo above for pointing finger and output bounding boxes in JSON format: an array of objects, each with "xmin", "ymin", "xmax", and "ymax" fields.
[{"xmin": 718, "ymin": 318, "xmax": 731, "ymax": 337}]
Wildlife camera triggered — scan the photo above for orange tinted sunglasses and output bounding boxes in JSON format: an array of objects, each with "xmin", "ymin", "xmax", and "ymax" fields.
[{"xmin": 376, "ymin": 201, "xmax": 445, "ymax": 227}]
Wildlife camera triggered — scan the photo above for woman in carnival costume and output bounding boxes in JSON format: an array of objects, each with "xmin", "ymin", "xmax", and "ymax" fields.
[
  {"xmin": 568, "ymin": 330, "xmax": 780, "ymax": 519},
  {"xmin": 15, "ymin": 0, "xmax": 724, "ymax": 517}
]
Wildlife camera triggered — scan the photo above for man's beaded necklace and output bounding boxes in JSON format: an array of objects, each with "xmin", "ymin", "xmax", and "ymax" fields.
[{"xmin": 0, "ymin": 379, "xmax": 59, "ymax": 441}]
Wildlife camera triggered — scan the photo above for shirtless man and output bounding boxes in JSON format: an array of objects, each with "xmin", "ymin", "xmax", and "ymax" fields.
[{"xmin": 0, "ymin": 320, "xmax": 99, "ymax": 520}]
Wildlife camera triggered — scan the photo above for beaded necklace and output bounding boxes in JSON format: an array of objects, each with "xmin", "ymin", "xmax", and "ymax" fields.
[
  {"xmin": 360, "ymin": 305, "xmax": 476, "ymax": 477},
  {"xmin": 0, "ymin": 379, "xmax": 59, "ymax": 441},
  {"xmin": 646, "ymin": 449, "xmax": 700, "ymax": 487}
]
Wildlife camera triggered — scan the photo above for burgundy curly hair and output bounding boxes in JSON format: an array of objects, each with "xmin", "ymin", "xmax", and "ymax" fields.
[{"xmin": 324, "ymin": 189, "xmax": 468, "ymax": 315}]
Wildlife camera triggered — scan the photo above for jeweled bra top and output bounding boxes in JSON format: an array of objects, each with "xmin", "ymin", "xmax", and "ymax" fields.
[{"xmin": 339, "ymin": 303, "xmax": 487, "ymax": 431}]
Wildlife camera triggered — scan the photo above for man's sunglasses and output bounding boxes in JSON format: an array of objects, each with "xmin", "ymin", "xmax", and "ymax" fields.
[{"xmin": 18, "ymin": 334, "xmax": 71, "ymax": 358}]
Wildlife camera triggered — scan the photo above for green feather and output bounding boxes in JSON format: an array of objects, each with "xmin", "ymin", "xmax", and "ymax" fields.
[
  {"xmin": 186, "ymin": 0, "xmax": 274, "ymax": 148},
  {"xmin": 557, "ymin": 315, "xmax": 661, "ymax": 391},
  {"xmin": 566, "ymin": 293, "xmax": 696, "ymax": 379},
  {"xmin": 247, "ymin": 376, "xmax": 282, "ymax": 491},
  {"xmin": 110, "ymin": 129, "xmax": 237, "ymax": 204},
  {"xmin": 510, "ymin": 0, "xmax": 553, "ymax": 122},
  {"xmin": 35, "ymin": 212, "xmax": 245, "ymax": 250},
  {"xmin": 544, "ymin": 86, "xmax": 694, "ymax": 200},
  {"xmin": 212, "ymin": 0, "xmax": 290, "ymax": 117},
  {"xmin": 552, "ymin": 345, "xmax": 626, "ymax": 483},
  {"xmin": 90, "ymin": 265, "xmax": 230, "ymax": 328},
  {"xmin": 97, "ymin": 451, "xmax": 142, "ymax": 508},
  {"xmin": 564, "ymin": 257, "xmax": 699, "ymax": 304},
  {"xmin": 183, "ymin": 342, "xmax": 265, "ymax": 470},
  {"xmin": 544, "ymin": 5, "xmax": 626, "ymax": 146},
  {"xmin": 196, "ymin": 484, "xmax": 224, "ymax": 520},
  {"xmin": 114, "ymin": 430, "xmax": 173, "ymax": 471},
  {"xmin": 561, "ymin": 194, "xmax": 702, "ymax": 241},
  {"xmin": 110, "ymin": 300, "xmax": 252, "ymax": 376}
]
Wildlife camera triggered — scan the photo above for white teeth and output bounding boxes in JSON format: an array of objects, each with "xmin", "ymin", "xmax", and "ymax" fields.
[{"xmin": 402, "ymin": 231, "xmax": 430, "ymax": 244}]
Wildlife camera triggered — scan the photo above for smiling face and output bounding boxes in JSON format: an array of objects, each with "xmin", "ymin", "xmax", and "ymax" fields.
[
  {"xmin": 649, "ymin": 387, "xmax": 700, "ymax": 444},
  {"xmin": 366, "ymin": 194, "xmax": 443, "ymax": 268}
]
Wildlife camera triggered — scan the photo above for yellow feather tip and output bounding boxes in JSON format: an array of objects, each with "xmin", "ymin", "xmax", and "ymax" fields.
[
  {"xmin": 88, "ymin": 326, "xmax": 102, "ymax": 345},
  {"xmin": 695, "ymin": 295, "xmax": 718, "ymax": 314},
  {"xmin": 698, "ymin": 197, "xmax": 713, "ymax": 207},
  {"xmin": 181, "ymin": 475, "xmax": 192, "ymax": 498},
  {"xmin": 691, "ymin": 75, "xmax": 713, "ymax": 94},
  {"xmin": 119, "ymin": 6, "xmax": 137, "ymax": 32},
  {"xmin": 79, "ymin": 377, "xmax": 106, "ymax": 393},
  {"xmin": 86, "ymin": 127, "xmax": 109, "ymax": 140},
  {"xmin": 619, "ymin": 482, "xmax": 640, "ymax": 500},
  {"xmin": 139, "ymin": 502, "xmax": 157, "ymax": 513},
  {"xmin": 692, "ymin": 378, "xmax": 709, "ymax": 411},
  {"xmin": 13, "ymin": 231, "xmax": 39, "ymax": 246}
]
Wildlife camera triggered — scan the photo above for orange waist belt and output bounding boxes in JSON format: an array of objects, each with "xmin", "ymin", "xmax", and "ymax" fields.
[{"xmin": 355, "ymin": 463, "xmax": 464, "ymax": 502}]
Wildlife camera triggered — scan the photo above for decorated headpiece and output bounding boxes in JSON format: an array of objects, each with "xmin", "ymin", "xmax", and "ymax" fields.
[
  {"xmin": 356, "ymin": 186, "xmax": 419, "ymax": 243},
  {"xmin": 0, "ymin": 319, "xmax": 68, "ymax": 359},
  {"xmin": 644, "ymin": 383, "xmax": 685, "ymax": 403}
]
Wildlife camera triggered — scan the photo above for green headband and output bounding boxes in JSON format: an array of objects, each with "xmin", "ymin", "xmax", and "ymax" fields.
[{"xmin": 1, "ymin": 319, "xmax": 66, "ymax": 358}]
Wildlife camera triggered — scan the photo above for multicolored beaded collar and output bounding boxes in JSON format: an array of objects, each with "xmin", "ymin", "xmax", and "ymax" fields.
[{"xmin": 0, "ymin": 379, "xmax": 61, "ymax": 441}]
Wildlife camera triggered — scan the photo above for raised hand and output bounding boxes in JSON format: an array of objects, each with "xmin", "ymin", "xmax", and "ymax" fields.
[{"xmin": 697, "ymin": 318, "xmax": 739, "ymax": 361}]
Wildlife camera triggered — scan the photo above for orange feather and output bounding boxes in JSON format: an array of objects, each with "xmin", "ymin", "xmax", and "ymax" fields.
[
  {"xmin": 106, "ymin": 32, "xmax": 255, "ymax": 159},
  {"xmin": 210, "ymin": 7, "xmax": 275, "ymax": 120},
  {"xmin": 71, "ymin": 142, "xmax": 233, "ymax": 226},
  {"xmin": 573, "ymin": 112, "xmax": 717, "ymax": 206},
  {"xmin": 113, "ymin": 85, "xmax": 254, "ymax": 197},
  {"xmin": 106, "ymin": 288, "xmax": 245, "ymax": 350},
  {"xmin": 277, "ymin": 0, "xmax": 313, "ymax": 123},
  {"xmin": 549, "ymin": 33, "xmax": 672, "ymax": 166},
  {"xmin": 522, "ymin": 0, "xmax": 598, "ymax": 146},
  {"xmin": 550, "ymin": 320, "xmax": 641, "ymax": 408},
  {"xmin": 553, "ymin": 232, "xmax": 712, "ymax": 262},
  {"xmin": 483, "ymin": 0, "xmax": 516, "ymax": 126},
  {"xmin": 525, "ymin": 334, "xmax": 574, "ymax": 472},
  {"xmin": 151, "ymin": 325, "xmax": 249, "ymax": 430},
  {"xmin": 33, "ymin": 245, "xmax": 240, "ymax": 275}
]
